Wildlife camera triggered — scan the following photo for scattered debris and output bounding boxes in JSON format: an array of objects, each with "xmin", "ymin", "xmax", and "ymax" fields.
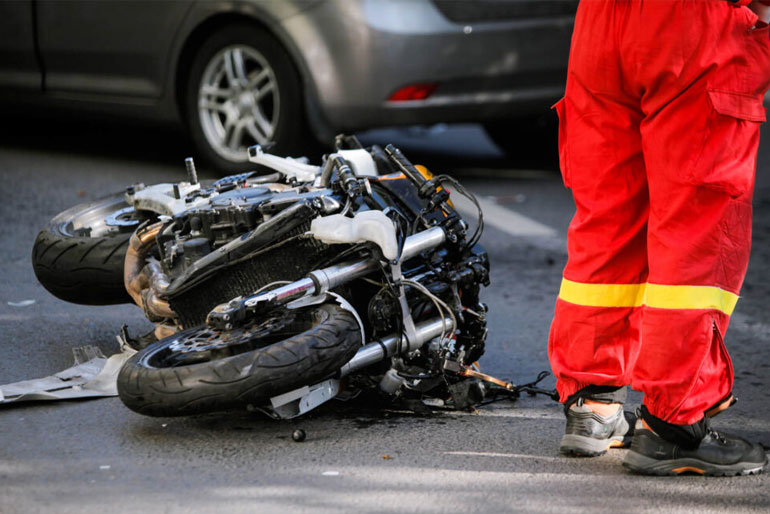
[
  {"xmin": 291, "ymin": 429, "xmax": 306, "ymax": 442},
  {"xmin": 99, "ymin": 465, "xmax": 111, "ymax": 470},
  {"xmin": 321, "ymin": 471, "xmax": 340, "ymax": 476},
  {"xmin": 7, "ymin": 300, "xmax": 35, "ymax": 307},
  {"xmin": 0, "ymin": 343, "xmax": 136, "ymax": 404},
  {"xmin": 382, "ymin": 455, "xmax": 391, "ymax": 460}
]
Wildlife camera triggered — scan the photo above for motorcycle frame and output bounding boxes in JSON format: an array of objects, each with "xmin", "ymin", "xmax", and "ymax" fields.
[{"xmin": 206, "ymin": 226, "xmax": 453, "ymax": 418}]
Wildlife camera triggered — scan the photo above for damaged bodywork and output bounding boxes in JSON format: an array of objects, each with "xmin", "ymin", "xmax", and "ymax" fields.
[{"xmin": 26, "ymin": 135, "xmax": 555, "ymax": 418}]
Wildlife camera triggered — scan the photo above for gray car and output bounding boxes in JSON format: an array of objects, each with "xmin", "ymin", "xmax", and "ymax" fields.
[{"xmin": 0, "ymin": 0, "xmax": 576, "ymax": 170}]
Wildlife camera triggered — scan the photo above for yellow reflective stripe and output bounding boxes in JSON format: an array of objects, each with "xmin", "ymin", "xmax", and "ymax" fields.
[
  {"xmin": 644, "ymin": 284, "xmax": 739, "ymax": 315},
  {"xmin": 559, "ymin": 279, "xmax": 645, "ymax": 308},
  {"xmin": 558, "ymin": 279, "xmax": 739, "ymax": 316}
]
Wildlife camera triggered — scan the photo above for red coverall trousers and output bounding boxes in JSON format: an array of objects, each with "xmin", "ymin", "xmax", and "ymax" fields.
[{"xmin": 549, "ymin": 0, "xmax": 770, "ymax": 426}]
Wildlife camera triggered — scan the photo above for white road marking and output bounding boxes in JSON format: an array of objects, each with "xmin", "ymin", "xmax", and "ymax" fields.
[
  {"xmin": 447, "ymin": 407, "xmax": 562, "ymax": 420},
  {"xmin": 449, "ymin": 188, "xmax": 559, "ymax": 238},
  {"xmin": 444, "ymin": 451, "xmax": 561, "ymax": 462},
  {"xmin": 7, "ymin": 300, "xmax": 36, "ymax": 307}
]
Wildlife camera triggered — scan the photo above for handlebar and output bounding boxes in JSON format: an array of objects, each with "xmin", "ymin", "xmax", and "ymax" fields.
[{"xmin": 384, "ymin": 144, "xmax": 429, "ymax": 190}]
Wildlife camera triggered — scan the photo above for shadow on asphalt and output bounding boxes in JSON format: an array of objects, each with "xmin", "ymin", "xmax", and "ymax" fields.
[
  {"xmin": 0, "ymin": 113, "xmax": 194, "ymax": 169},
  {"xmin": 0, "ymin": 113, "xmax": 559, "ymax": 177}
]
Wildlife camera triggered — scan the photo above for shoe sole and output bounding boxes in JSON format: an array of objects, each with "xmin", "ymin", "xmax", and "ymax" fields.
[
  {"xmin": 560, "ymin": 434, "xmax": 629, "ymax": 457},
  {"xmin": 623, "ymin": 451, "xmax": 768, "ymax": 476}
]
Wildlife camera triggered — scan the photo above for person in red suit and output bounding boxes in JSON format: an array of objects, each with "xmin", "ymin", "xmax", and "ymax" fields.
[{"xmin": 550, "ymin": 0, "xmax": 770, "ymax": 475}]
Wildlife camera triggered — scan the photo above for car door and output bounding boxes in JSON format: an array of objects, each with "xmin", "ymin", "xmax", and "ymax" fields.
[
  {"xmin": 35, "ymin": 0, "xmax": 192, "ymax": 99},
  {"xmin": 0, "ymin": 0, "xmax": 42, "ymax": 91}
]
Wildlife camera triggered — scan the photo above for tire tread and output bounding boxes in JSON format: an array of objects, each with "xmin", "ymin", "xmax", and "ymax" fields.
[{"xmin": 117, "ymin": 303, "xmax": 362, "ymax": 417}]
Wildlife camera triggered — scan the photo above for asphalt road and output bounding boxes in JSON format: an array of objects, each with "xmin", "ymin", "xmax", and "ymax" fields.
[{"xmin": 0, "ymin": 119, "xmax": 769, "ymax": 513}]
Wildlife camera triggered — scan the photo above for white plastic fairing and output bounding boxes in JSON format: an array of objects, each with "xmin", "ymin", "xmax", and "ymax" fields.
[
  {"xmin": 309, "ymin": 210, "xmax": 398, "ymax": 261},
  {"xmin": 336, "ymin": 149, "xmax": 378, "ymax": 177},
  {"xmin": 248, "ymin": 145, "xmax": 320, "ymax": 183},
  {"xmin": 129, "ymin": 182, "xmax": 209, "ymax": 216}
]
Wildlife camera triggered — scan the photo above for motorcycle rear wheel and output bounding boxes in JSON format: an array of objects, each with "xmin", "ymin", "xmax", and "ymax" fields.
[
  {"xmin": 117, "ymin": 302, "xmax": 362, "ymax": 417},
  {"xmin": 31, "ymin": 192, "xmax": 139, "ymax": 305}
]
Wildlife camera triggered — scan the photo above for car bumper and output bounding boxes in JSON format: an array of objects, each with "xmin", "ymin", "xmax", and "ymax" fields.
[{"xmin": 281, "ymin": 0, "xmax": 574, "ymax": 133}]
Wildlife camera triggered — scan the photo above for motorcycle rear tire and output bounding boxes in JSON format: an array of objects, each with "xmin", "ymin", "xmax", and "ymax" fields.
[
  {"xmin": 31, "ymin": 193, "xmax": 136, "ymax": 305},
  {"xmin": 117, "ymin": 302, "xmax": 362, "ymax": 417}
]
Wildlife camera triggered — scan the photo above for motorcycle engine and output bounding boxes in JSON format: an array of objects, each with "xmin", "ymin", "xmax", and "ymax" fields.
[
  {"xmin": 152, "ymin": 183, "xmax": 342, "ymax": 328},
  {"xmin": 156, "ymin": 186, "xmax": 275, "ymax": 280}
]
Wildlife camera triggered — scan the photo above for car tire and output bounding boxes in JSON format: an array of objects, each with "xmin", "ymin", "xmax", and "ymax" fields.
[{"xmin": 184, "ymin": 24, "xmax": 312, "ymax": 174}]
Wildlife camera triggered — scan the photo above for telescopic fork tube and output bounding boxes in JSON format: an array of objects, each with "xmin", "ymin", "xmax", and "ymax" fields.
[{"xmin": 242, "ymin": 226, "xmax": 446, "ymax": 309}]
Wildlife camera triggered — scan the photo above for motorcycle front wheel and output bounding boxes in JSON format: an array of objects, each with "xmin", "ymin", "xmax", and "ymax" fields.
[
  {"xmin": 31, "ymin": 192, "xmax": 140, "ymax": 305},
  {"xmin": 117, "ymin": 302, "xmax": 362, "ymax": 417}
]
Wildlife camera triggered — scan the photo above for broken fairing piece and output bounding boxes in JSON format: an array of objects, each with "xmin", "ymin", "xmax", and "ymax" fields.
[
  {"xmin": 0, "ymin": 344, "xmax": 136, "ymax": 404},
  {"xmin": 248, "ymin": 145, "xmax": 320, "ymax": 183},
  {"xmin": 268, "ymin": 379, "xmax": 341, "ymax": 419},
  {"xmin": 309, "ymin": 210, "xmax": 398, "ymax": 261}
]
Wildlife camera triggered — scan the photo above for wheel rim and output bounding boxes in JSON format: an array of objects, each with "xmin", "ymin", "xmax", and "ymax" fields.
[
  {"xmin": 198, "ymin": 45, "xmax": 280, "ymax": 163},
  {"xmin": 55, "ymin": 196, "xmax": 138, "ymax": 238}
]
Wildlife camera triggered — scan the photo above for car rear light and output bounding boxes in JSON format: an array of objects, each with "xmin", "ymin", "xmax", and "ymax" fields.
[{"xmin": 387, "ymin": 83, "xmax": 438, "ymax": 102}]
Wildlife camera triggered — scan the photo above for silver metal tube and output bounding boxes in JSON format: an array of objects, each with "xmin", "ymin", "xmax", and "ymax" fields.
[
  {"xmin": 243, "ymin": 227, "xmax": 445, "ymax": 309},
  {"xmin": 339, "ymin": 317, "xmax": 450, "ymax": 376},
  {"xmin": 310, "ymin": 260, "xmax": 378, "ymax": 292},
  {"xmin": 185, "ymin": 157, "xmax": 198, "ymax": 185},
  {"xmin": 244, "ymin": 277, "xmax": 316, "ymax": 308},
  {"xmin": 310, "ymin": 227, "xmax": 445, "ymax": 294},
  {"xmin": 400, "ymin": 226, "xmax": 446, "ymax": 261}
]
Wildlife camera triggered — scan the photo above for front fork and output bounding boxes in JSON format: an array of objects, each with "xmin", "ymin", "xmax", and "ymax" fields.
[{"xmin": 206, "ymin": 227, "xmax": 447, "ymax": 330}]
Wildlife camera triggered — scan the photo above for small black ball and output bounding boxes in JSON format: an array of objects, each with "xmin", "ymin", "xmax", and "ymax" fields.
[{"xmin": 292, "ymin": 429, "xmax": 306, "ymax": 442}]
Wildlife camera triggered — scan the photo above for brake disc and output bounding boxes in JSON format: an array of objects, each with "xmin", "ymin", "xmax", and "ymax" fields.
[{"xmin": 168, "ymin": 310, "xmax": 297, "ymax": 353}]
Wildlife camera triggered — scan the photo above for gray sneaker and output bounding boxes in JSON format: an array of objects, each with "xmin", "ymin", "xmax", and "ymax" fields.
[
  {"xmin": 623, "ymin": 419, "xmax": 767, "ymax": 476},
  {"xmin": 559, "ymin": 399, "xmax": 635, "ymax": 457}
]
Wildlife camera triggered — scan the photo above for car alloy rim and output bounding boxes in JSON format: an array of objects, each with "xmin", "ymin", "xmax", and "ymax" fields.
[{"xmin": 198, "ymin": 45, "xmax": 280, "ymax": 163}]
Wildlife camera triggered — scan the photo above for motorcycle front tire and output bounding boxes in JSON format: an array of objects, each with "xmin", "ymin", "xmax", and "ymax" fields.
[
  {"xmin": 31, "ymin": 192, "xmax": 137, "ymax": 305},
  {"xmin": 117, "ymin": 302, "xmax": 362, "ymax": 417}
]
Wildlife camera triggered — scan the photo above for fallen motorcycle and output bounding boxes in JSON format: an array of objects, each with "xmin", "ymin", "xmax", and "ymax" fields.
[{"xmin": 32, "ymin": 135, "xmax": 552, "ymax": 419}]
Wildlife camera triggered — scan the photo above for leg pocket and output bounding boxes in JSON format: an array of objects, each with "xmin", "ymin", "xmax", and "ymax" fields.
[
  {"xmin": 687, "ymin": 89, "xmax": 765, "ymax": 197},
  {"xmin": 553, "ymin": 97, "xmax": 571, "ymax": 189}
]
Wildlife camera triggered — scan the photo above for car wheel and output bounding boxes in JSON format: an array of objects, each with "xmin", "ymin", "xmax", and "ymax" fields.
[{"xmin": 185, "ymin": 25, "xmax": 310, "ymax": 173}]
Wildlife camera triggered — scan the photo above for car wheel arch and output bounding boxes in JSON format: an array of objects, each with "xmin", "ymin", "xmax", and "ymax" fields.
[{"xmin": 172, "ymin": 11, "xmax": 330, "ymax": 144}]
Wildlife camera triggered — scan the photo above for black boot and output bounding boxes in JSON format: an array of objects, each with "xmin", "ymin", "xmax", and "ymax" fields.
[{"xmin": 623, "ymin": 416, "xmax": 767, "ymax": 476}]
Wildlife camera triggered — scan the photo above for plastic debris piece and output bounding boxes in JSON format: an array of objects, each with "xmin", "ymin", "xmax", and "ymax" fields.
[
  {"xmin": 321, "ymin": 471, "xmax": 340, "ymax": 476},
  {"xmin": 99, "ymin": 465, "xmax": 111, "ymax": 470},
  {"xmin": 7, "ymin": 300, "xmax": 35, "ymax": 307},
  {"xmin": 0, "ymin": 344, "xmax": 136, "ymax": 404},
  {"xmin": 382, "ymin": 455, "xmax": 392, "ymax": 460}
]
